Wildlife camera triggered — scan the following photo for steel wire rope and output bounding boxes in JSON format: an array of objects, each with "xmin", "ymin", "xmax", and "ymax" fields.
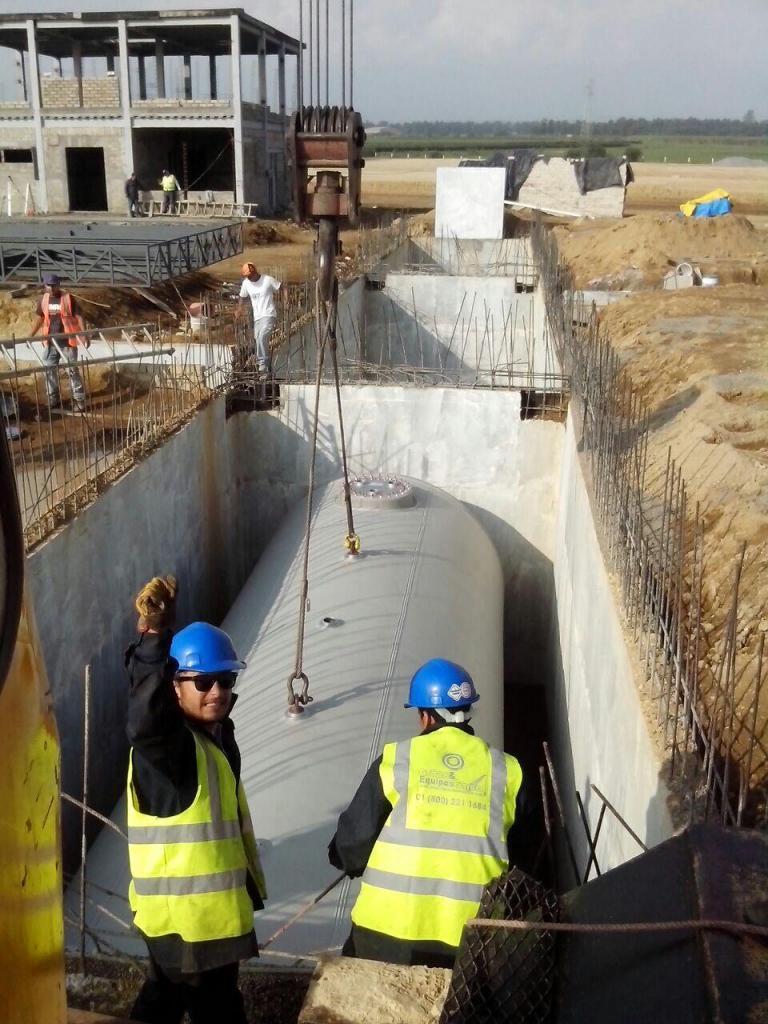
[
  {"xmin": 326, "ymin": 277, "xmax": 360, "ymax": 555},
  {"xmin": 287, "ymin": 275, "xmax": 361, "ymax": 711},
  {"xmin": 286, "ymin": 283, "xmax": 330, "ymax": 714}
]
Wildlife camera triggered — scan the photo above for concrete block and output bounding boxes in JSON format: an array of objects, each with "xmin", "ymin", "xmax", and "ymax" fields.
[
  {"xmin": 298, "ymin": 956, "xmax": 451, "ymax": 1024},
  {"xmin": 435, "ymin": 167, "xmax": 505, "ymax": 240}
]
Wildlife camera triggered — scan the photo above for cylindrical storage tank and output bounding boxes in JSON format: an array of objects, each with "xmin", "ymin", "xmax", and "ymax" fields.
[
  {"xmin": 68, "ymin": 476, "xmax": 504, "ymax": 961},
  {"xmin": 226, "ymin": 475, "xmax": 503, "ymax": 956}
]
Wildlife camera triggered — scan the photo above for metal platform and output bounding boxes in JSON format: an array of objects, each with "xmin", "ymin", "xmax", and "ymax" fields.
[{"xmin": 0, "ymin": 219, "xmax": 243, "ymax": 285}]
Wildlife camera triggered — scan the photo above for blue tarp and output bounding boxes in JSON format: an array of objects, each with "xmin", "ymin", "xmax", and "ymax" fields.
[{"xmin": 692, "ymin": 197, "xmax": 733, "ymax": 218}]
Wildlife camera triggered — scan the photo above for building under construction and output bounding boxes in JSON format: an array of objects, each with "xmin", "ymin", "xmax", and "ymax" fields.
[{"xmin": 0, "ymin": 8, "xmax": 301, "ymax": 214}]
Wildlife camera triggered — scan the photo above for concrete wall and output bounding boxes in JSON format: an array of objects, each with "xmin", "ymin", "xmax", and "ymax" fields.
[
  {"xmin": 435, "ymin": 166, "xmax": 506, "ymax": 239},
  {"xmin": 0, "ymin": 124, "xmax": 39, "ymax": 212},
  {"xmin": 518, "ymin": 158, "xmax": 628, "ymax": 218},
  {"xmin": 40, "ymin": 76, "xmax": 120, "ymax": 110},
  {"xmin": 26, "ymin": 399, "xmax": 267, "ymax": 866},
  {"xmin": 41, "ymin": 123, "xmax": 125, "ymax": 213},
  {"xmin": 364, "ymin": 274, "xmax": 552, "ymax": 386},
  {"xmin": 550, "ymin": 411, "xmax": 674, "ymax": 875}
]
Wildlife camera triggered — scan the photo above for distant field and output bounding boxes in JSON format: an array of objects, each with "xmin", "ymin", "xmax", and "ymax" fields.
[{"xmin": 365, "ymin": 134, "xmax": 768, "ymax": 165}]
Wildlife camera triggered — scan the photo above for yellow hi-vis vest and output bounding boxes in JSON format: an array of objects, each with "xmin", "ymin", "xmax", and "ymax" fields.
[
  {"xmin": 127, "ymin": 729, "xmax": 267, "ymax": 943},
  {"xmin": 161, "ymin": 175, "xmax": 178, "ymax": 191},
  {"xmin": 351, "ymin": 728, "xmax": 522, "ymax": 948}
]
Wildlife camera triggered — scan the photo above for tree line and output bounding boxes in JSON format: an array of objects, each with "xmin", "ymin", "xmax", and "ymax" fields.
[{"xmin": 374, "ymin": 117, "xmax": 767, "ymax": 138}]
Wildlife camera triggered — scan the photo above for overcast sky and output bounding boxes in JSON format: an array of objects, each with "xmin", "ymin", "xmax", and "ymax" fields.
[{"xmin": 3, "ymin": 0, "xmax": 767, "ymax": 122}]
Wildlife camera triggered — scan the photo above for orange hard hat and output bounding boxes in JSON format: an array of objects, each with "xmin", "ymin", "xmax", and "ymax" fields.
[{"xmin": 241, "ymin": 262, "xmax": 256, "ymax": 276}]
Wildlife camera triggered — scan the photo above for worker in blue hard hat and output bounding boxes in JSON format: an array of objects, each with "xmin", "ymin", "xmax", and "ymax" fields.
[
  {"xmin": 124, "ymin": 576, "xmax": 265, "ymax": 1024},
  {"xmin": 328, "ymin": 658, "xmax": 532, "ymax": 968}
]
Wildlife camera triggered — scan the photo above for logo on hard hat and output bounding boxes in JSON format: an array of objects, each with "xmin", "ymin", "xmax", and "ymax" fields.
[
  {"xmin": 443, "ymin": 753, "xmax": 464, "ymax": 771},
  {"xmin": 447, "ymin": 681, "xmax": 473, "ymax": 702}
]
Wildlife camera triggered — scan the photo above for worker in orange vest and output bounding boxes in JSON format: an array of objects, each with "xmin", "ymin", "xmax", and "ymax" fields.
[{"xmin": 29, "ymin": 273, "xmax": 90, "ymax": 412}]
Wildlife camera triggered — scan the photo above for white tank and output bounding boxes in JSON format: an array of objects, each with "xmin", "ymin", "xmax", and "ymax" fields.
[{"xmin": 67, "ymin": 476, "xmax": 504, "ymax": 961}]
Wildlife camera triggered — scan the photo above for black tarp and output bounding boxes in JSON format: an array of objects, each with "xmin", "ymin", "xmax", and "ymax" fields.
[
  {"xmin": 574, "ymin": 157, "xmax": 634, "ymax": 194},
  {"xmin": 461, "ymin": 150, "xmax": 632, "ymax": 200}
]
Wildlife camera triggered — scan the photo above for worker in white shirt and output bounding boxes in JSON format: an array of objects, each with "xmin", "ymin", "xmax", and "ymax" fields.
[{"xmin": 235, "ymin": 262, "xmax": 281, "ymax": 376}]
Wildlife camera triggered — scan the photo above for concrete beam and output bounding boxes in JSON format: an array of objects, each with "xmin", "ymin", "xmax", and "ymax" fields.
[{"xmin": 24, "ymin": 19, "xmax": 48, "ymax": 212}]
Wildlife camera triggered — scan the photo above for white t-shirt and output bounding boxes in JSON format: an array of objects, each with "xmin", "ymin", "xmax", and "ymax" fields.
[{"xmin": 240, "ymin": 274, "xmax": 281, "ymax": 321}]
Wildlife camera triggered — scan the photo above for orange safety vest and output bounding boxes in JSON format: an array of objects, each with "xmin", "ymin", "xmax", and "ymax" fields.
[{"xmin": 41, "ymin": 292, "xmax": 83, "ymax": 347}]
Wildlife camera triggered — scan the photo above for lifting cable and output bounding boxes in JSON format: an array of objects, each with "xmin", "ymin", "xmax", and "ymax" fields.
[{"xmin": 286, "ymin": 272, "xmax": 360, "ymax": 717}]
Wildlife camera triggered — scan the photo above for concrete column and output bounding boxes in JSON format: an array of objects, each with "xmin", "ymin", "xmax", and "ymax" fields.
[
  {"xmin": 117, "ymin": 19, "xmax": 133, "ymax": 179},
  {"xmin": 230, "ymin": 14, "xmax": 244, "ymax": 203},
  {"xmin": 259, "ymin": 33, "xmax": 269, "ymax": 209},
  {"xmin": 25, "ymin": 19, "xmax": 48, "ymax": 212},
  {"xmin": 72, "ymin": 40, "xmax": 83, "ymax": 107},
  {"xmin": 137, "ymin": 54, "xmax": 147, "ymax": 101},
  {"xmin": 209, "ymin": 53, "xmax": 217, "ymax": 100},
  {"xmin": 19, "ymin": 50, "xmax": 28, "ymax": 103},
  {"xmin": 183, "ymin": 54, "xmax": 192, "ymax": 100},
  {"xmin": 154, "ymin": 40, "xmax": 165, "ymax": 98},
  {"xmin": 106, "ymin": 53, "xmax": 115, "ymax": 74},
  {"xmin": 278, "ymin": 44, "xmax": 286, "ymax": 115},
  {"xmin": 258, "ymin": 33, "xmax": 267, "ymax": 107}
]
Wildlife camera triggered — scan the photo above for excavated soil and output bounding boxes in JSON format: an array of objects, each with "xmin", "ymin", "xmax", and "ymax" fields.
[
  {"xmin": 554, "ymin": 213, "xmax": 768, "ymax": 289},
  {"xmin": 591, "ymin": 279, "xmax": 768, "ymax": 784}
]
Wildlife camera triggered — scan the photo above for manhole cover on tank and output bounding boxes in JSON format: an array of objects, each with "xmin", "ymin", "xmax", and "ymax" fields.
[{"xmin": 347, "ymin": 474, "xmax": 415, "ymax": 509}]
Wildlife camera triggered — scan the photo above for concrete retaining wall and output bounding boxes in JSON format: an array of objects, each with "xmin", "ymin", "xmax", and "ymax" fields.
[
  {"xmin": 551, "ymin": 411, "xmax": 674, "ymax": 875},
  {"xmin": 26, "ymin": 399, "xmax": 266, "ymax": 865}
]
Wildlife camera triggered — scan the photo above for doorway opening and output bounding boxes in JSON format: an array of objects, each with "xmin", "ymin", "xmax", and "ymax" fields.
[{"xmin": 65, "ymin": 147, "xmax": 108, "ymax": 211}]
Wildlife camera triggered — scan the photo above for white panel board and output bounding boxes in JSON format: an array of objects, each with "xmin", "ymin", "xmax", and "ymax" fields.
[{"xmin": 435, "ymin": 167, "xmax": 505, "ymax": 240}]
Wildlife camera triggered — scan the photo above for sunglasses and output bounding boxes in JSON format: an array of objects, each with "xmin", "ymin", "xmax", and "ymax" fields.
[{"xmin": 176, "ymin": 672, "xmax": 237, "ymax": 693}]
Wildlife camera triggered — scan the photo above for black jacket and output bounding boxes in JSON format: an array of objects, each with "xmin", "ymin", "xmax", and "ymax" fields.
[
  {"xmin": 328, "ymin": 722, "xmax": 538, "ymax": 967},
  {"xmin": 125, "ymin": 630, "xmax": 260, "ymax": 977}
]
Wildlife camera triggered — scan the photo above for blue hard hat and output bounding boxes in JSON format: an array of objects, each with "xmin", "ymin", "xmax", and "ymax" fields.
[
  {"xmin": 43, "ymin": 273, "xmax": 62, "ymax": 287},
  {"xmin": 170, "ymin": 622, "xmax": 246, "ymax": 674},
  {"xmin": 404, "ymin": 658, "xmax": 479, "ymax": 710}
]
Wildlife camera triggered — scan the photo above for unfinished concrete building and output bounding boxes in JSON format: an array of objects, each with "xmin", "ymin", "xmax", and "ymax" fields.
[{"xmin": 0, "ymin": 9, "xmax": 301, "ymax": 215}]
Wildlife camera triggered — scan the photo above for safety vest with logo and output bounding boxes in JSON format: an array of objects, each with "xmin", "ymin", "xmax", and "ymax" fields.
[
  {"xmin": 127, "ymin": 729, "xmax": 267, "ymax": 943},
  {"xmin": 41, "ymin": 292, "xmax": 82, "ymax": 347},
  {"xmin": 351, "ymin": 728, "xmax": 522, "ymax": 948},
  {"xmin": 161, "ymin": 174, "xmax": 178, "ymax": 192}
]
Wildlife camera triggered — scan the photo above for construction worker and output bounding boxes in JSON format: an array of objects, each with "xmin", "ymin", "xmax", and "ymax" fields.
[
  {"xmin": 28, "ymin": 273, "xmax": 89, "ymax": 412},
  {"xmin": 125, "ymin": 172, "xmax": 143, "ymax": 217},
  {"xmin": 126, "ymin": 576, "xmax": 266, "ymax": 1024},
  {"xmin": 235, "ymin": 262, "xmax": 281, "ymax": 376},
  {"xmin": 160, "ymin": 169, "xmax": 180, "ymax": 214},
  {"xmin": 329, "ymin": 658, "xmax": 531, "ymax": 968}
]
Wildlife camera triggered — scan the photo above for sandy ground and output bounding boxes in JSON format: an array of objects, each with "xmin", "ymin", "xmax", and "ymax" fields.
[{"xmin": 360, "ymin": 157, "xmax": 768, "ymax": 222}]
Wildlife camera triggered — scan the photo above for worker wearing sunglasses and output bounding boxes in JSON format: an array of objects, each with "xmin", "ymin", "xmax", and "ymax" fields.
[{"xmin": 125, "ymin": 577, "xmax": 265, "ymax": 1024}]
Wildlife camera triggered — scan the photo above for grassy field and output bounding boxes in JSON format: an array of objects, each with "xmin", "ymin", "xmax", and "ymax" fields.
[{"xmin": 365, "ymin": 134, "xmax": 768, "ymax": 165}]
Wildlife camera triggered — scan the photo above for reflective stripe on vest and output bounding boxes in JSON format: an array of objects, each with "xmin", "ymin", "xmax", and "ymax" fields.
[
  {"xmin": 351, "ymin": 730, "xmax": 522, "ymax": 949},
  {"xmin": 41, "ymin": 292, "xmax": 81, "ymax": 347},
  {"xmin": 161, "ymin": 175, "xmax": 177, "ymax": 191},
  {"xmin": 127, "ymin": 730, "xmax": 266, "ymax": 943}
]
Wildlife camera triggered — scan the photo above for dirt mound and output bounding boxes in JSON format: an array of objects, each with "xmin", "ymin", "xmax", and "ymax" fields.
[
  {"xmin": 242, "ymin": 220, "xmax": 296, "ymax": 247},
  {"xmin": 554, "ymin": 212, "xmax": 768, "ymax": 288}
]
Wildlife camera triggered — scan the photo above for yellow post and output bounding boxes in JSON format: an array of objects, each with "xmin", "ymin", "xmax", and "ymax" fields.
[{"xmin": 0, "ymin": 592, "xmax": 66, "ymax": 1023}]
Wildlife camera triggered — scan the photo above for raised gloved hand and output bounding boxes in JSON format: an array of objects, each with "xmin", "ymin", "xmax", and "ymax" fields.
[{"xmin": 135, "ymin": 575, "xmax": 178, "ymax": 633}]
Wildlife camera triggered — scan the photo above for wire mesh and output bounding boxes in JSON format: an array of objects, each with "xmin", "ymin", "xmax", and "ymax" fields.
[{"xmin": 441, "ymin": 869, "xmax": 558, "ymax": 1024}]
